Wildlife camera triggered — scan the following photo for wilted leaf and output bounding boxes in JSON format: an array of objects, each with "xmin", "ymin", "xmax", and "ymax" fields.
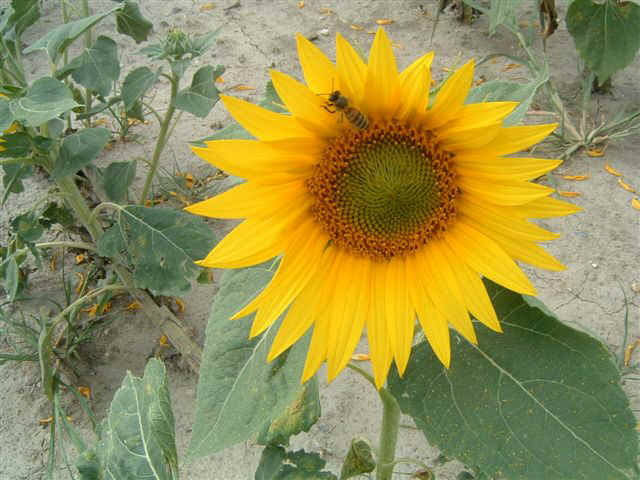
[
  {"xmin": 339, "ymin": 438, "xmax": 375, "ymax": 480},
  {"xmin": 567, "ymin": 0, "xmax": 640, "ymax": 83},
  {"xmin": 188, "ymin": 265, "xmax": 312, "ymax": 459},
  {"xmin": 103, "ymin": 160, "xmax": 136, "ymax": 203},
  {"xmin": 257, "ymin": 379, "xmax": 321, "ymax": 446},
  {"xmin": 58, "ymin": 36, "xmax": 120, "ymax": 98},
  {"xmin": 175, "ymin": 66, "xmax": 222, "ymax": 118},
  {"xmin": 8, "ymin": 77, "xmax": 78, "ymax": 127},
  {"xmin": 51, "ymin": 128, "xmax": 110, "ymax": 179},
  {"xmin": 101, "ymin": 206, "xmax": 216, "ymax": 296},
  {"xmin": 115, "ymin": 0, "xmax": 153, "ymax": 44},
  {"xmin": 23, "ymin": 6, "xmax": 120, "ymax": 63},
  {"xmin": 122, "ymin": 66, "xmax": 159, "ymax": 110},
  {"xmin": 389, "ymin": 280, "xmax": 639, "ymax": 480},
  {"xmin": 76, "ymin": 359, "xmax": 178, "ymax": 479}
]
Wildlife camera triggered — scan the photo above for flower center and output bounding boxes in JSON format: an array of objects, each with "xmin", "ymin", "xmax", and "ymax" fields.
[{"xmin": 306, "ymin": 121, "xmax": 459, "ymax": 260}]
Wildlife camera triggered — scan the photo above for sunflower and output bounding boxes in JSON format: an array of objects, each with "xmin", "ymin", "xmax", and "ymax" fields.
[{"xmin": 187, "ymin": 29, "xmax": 579, "ymax": 388}]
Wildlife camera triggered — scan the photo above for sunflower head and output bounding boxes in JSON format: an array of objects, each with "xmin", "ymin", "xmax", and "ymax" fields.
[{"xmin": 187, "ymin": 29, "xmax": 579, "ymax": 388}]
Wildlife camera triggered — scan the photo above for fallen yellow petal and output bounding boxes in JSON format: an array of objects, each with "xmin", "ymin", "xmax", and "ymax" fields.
[
  {"xmin": 297, "ymin": 1, "xmax": 304, "ymax": 7},
  {"xmin": 350, "ymin": 24, "xmax": 364, "ymax": 31},
  {"xmin": 556, "ymin": 190, "xmax": 581, "ymax": 198},
  {"xmin": 126, "ymin": 300, "xmax": 141, "ymax": 311},
  {"xmin": 231, "ymin": 85, "xmax": 255, "ymax": 91},
  {"xmin": 352, "ymin": 353, "xmax": 370, "ymax": 361},
  {"xmin": 587, "ymin": 147, "xmax": 605, "ymax": 157},
  {"xmin": 561, "ymin": 174, "xmax": 589, "ymax": 181},
  {"xmin": 632, "ymin": 198, "xmax": 640, "ymax": 210},
  {"xmin": 77, "ymin": 386, "xmax": 91, "ymax": 399},
  {"xmin": 75, "ymin": 254, "xmax": 85, "ymax": 264},
  {"xmin": 159, "ymin": 334, "xmax": 170, "ymax": 347},
  {"xmin": 624, "ymin": 339, "xmax": 640, "ymax": 367},
  {"xmin": 215, "ymin": 76, "xmax": 224, "ymax": 83},
  {"xmin": 200, "ymin": 2, "xmax": 215, "ymax": 11},
  {"xmin": 618, "ymin": 178, "xmax": 636, "ymax": 193},
  {"xmin": 376, "ymin": 18, "xmax": 393, "ymax": 25},
  {"xmin": 604, "ymin": 163, "xmax": 622, "ymax": 176},
  {"xmin": 175, "ymin": 298, "xmax": 185, "ymax": 313}
]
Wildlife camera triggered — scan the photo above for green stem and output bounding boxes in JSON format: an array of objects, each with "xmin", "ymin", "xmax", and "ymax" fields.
[
  {"xmin": 55, "ymin": 176, "xmax": 103, "ymax": 239},
  {"xmin": 139, "ymin": 75, "xmax": 179, "ymax": 204},
  {"xmin": 80, "ymin": 0, "xmax": 93, "ymax": 127},
  {"xmin": 376, "ymin": 387, "xmax": 401, "ymax": 480},
  {"xmin": 51, "ymin": 284, "xmax": 125, "ymax": 329},
  {"xmin": 36, "ymin": 241, "xmax": 97, "ymax": 252}
]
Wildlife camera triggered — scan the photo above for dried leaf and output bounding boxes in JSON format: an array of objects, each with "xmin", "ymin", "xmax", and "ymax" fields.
[
  {"xmin": 49, "ymin": 254, "xmax": 57, "ymax": 271},
  {"xmin": 39, "ymin": 416, "xmax": 54, "ymax": 425},
  {"xmin": 126, "ymin": 300, "xmax": 142, "ymax": 311},
  {"xmin": 159, "ymin": 334, "xmax": 170, "ymax": 347},
  {"xmin": 618, "ymin": 178, "xmax": 636, "ymax": 193},
  {"xmin": 561, "ymin": 174, "xmax": 589, "ymax": 181},
  {"xmin": 231, "ymin": 85, "xmax": 255, "ymax": 91},
  {"xmin": 174, "ymin": 298, "xmax": 185, "ymax": 313},
  {"xmin": 78, "ymin": 386, "xmax": 91, "ymax": 399},
  {"xmin": 604, "ymin": 163, "xmax": 622, "ymax": 176},
  {"xmin": 632, "ymin": 198, "xmax": 640, "ymax": 211},
  {"xmin": 184, "ymin": 173, "xmax": 194, "ymax": 189},
  {"xmin": 503, "ymin": 63, "xmax": 521, "ymax": 71},
  {"xmin": 556, "ymin": 190, "xmax": 582, "ymax": 197},
  {"xmin": 75, "ymin": 272, "xmax": 85, "ymax": 295},
  {"xmin": 587, "ymin": 147, "xmax": 605, "ymax": 157},
  {"xmin": 215, "ymin": 76, "xmax": 224, "ymax": 84},
  {"xmin": 624, "ymin": 339, "xmax": 640, "ymax": 367},
  {"xmin": 352, "ymin": 353, "xmax": 370, "ymax": 361},
  {"xmin": 83, "ymin": 304, "xmax": 98, "ymax": 318},
  {"xmin": 376, "ymin": 18, "xmax": 393, "ymax": 25},
  {"xmin": 101, "ymin": 302, "xmax": 112, "ymax": 314},
  {"xmin": 75, "ymin": 253, "xmax": 86, "ymax": 264},
  {"xmin": 200, "ymin": 2, "xmax": 215, "ymax": 11},
  {"xmin": 350, "ymin": 24, "xmax": 364, "ymax": 31}
]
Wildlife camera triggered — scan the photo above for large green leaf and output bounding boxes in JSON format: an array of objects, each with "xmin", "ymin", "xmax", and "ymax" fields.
[
  {"xmin": 1, "ymin": 162, "xmax": 32, "ymax": 200},
  {"xmin": 8, "ymin": 77, "xmax": 78, "ymax": 127},
  {"xmin": 76, "ymin": 359, "xmax": 178, "ymax": 480},
  {"xmin": 102, "ymin": 160, "xmax": 136, "ymax": 203},
  {"xmin": 115, "ymin": 0, "xmax": 153, "ymax": 44},
  {"xmin": 467, "ymin": 67, "xmax": 548, "ymax": 126},
  {"xmin": 388, "ymin": 280, "xmax": 639, "ymax": 480},
  {"xmin": 122, "ymin": 66, "xmax": 159, "ymax": 110},
  {"xmin": 58, "ymin": 36, "xmax": 120, "ymax": 98},
  {"xmin": 99, "ymin": 206, "xmax": 216, "ymax": 296},
  {"xmin": 174, "ymin": 65, "xmax": 222, "ymax": 118},
  {"xmin": 0, "ymin": 131, "xmax": 31, "ymax": 158},
  {"xmin": 51, "ymin": 127, "xmax": 111, "ymax": 179},
  {"xmin": 567, "ymin": 0, "xmax": 640, "ymax": 83},
  {"xmin": 3, "ymin": 0, "xmax": 40, "ymax": 36},
  {"xmin": 188, "ymin": 265, "xmax": 313, "ymax": 459},
  {"xmin": 23, "ymin": 5, "xmax": 121, "ymax": 64}
]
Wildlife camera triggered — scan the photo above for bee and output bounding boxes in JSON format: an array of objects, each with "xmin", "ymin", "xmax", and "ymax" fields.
[{"xmin": 322, "ymin": 90, "xmax": 369, "ymax": 130}]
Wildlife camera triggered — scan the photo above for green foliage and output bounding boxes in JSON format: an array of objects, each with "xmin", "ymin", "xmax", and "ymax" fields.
[
  {"xmin": 51, "ymin": 127, "xmax": 111, "ymax": 179},
  {"xmin": 76, "ymin": 359, "xmax": 178, "ymax": 480},
  {"xmin": 102, "ymin": 160, "xmax": 137, "ymax": 203},
  {"xmin": 388, "ymin": 280, "xmax": 639, "ymax": 480},
  {"xmin": 122, "ymin": 66, "xmax": 159, "ymax": 110},
  {"xmin": 3, "ymin": 0, "xmax": 40, "ymax": 37},
  {"xmin": 58, "ymin": 35, "xmax": 120, "ymax": 98},
  {"xmin": 24, "ymin": 5, "xmax": 121, "ymax": 64},
  {"xmin": 256, "ymin": 446, "xmax": 337, "ymax": 480},
  {"xmin": 98, "ymin": 206, "xmax": 216, "ymax": 296},
  {"xmin": 3, "ymin": 255, "xmax": 19, "ymax": 301},
  {"xmin": 0, "ymin": 131, "xmax": 31, "ymax": 158},
  {"xmin": 115, "ymin": 0, "xmax": 153, "ymax": 44},
  {"xmin": 567, "ymin": 0, "xmax": 640, "ymax": 84},
  {"xmin": 339, "ymin": 438, "xmax": 375, "ymax": 480},
  {"xmin": 10, "ymin": 211, "xmax": 44, "ymax": 243},
  {"xmin": 257, "ymin": 379, "xmax": 321, "ymax": 446},
  {"xmin": 188, "ymin": 265, "xmax": 313, "ymax": 459},
  {"xmin": 7, "ymin": 77, "xmax": 78, "ymax": 127},
  {"xmin": 1, "ymin": 162, "xmax": 32, "ymax": 199},
  {"xmin": 174, "ymin": 65, "xmax": 223, "ymax": 118}
]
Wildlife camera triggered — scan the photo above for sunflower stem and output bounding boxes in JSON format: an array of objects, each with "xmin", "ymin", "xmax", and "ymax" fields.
[{"xmin": 375, "ymin": 385, "xmax": 401, "ymax": 480}]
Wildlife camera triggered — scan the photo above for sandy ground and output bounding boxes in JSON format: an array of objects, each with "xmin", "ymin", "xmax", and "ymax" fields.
[{"xmin": 1, "ymin": 0, "xmax": 639, "ymax": 479}]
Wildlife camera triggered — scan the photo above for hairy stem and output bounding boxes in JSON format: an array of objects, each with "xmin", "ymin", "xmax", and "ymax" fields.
[
  {"xmin": 139, "ymin": 75, "xmax": 179, "ymax": 204},
  {"xmin": 80, "ymin": 0, "xmax": 93, "ymax": 128},
  {"xmin": 376, "ymin": 386, "xmax": 401, "ymax": 480}
]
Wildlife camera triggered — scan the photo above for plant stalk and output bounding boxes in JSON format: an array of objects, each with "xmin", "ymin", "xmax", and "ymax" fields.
[
  {"xmin": 139, "ymin": 76, "xmax": 178, "ymax": 204},
  {"xmin": 80, "ymin": 0, "xmax": 93, "ymax": 127},
  {"xmin": 376, "ymin": 386, "xmax": 401, "ymax": 480}
]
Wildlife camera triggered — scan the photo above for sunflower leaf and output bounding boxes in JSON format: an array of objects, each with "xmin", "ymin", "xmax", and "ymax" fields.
[
  {"xmin": 122, "ymin": 66, "xmax": 159, "ymax": 111},
  {"xmin": 174, "ymin": 65, "xmax": 223, "ymax": 118},
  {"xmin": 102, "ymin": 160, "xmax": 136, "ymax": 203},
  {"xmin": 388, "ymin": 280, "xmax": 638, "ymax": 480},
  {"xmin": 188, "ymin": 265, "xmax": 312, "ymax": 459},
  {"xmin": 566, "ymin": 0, "xmax": 640, "ymax": 83},
  {"xmin": 115, "ymin": 0, "xmax": 153, "ymax": 44},
  {"xmin": 76, "ymin": 359, "xmax": 179, "ymax": 479},
  {"xmin": 256, "ymin": 446, "xmax": 337, "ymax": 480},
  {"xmin": 102, "ymin": 206, "xmax": 216, "ymax": 296},
  {"xmin": 51, "ymin": 127, "xmax": 111, "ymax": 179},
  {"xmin": 8, "ymin": 77, "xmax": 78, "ymax": 127}
]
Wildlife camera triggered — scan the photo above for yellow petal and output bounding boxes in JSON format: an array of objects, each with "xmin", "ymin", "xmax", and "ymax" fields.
[
  {"xmin": 504, "ymin": 196, "xmax": 582, "ymax": 218},
  {"xmin": 270, "ymin": 70, "xmax": 339, "ymax": 137},
  {"xmin": 384, "ymin": 257, "xmax": 413, "ymax": 376},
  {"xmin": 191, "ymin": 138, "xmax": 319, "ymax": 179},
  {"xmin": 296, "ymin": 32, "xmax": 337, "ymax": 93},
  {"xmin": 458, "ymin": 196, "xmax": 560, "ymax": 242},
  {"xmin": 221, "ymin": 95, "xmax": 313, "ymax": 140},
  {"xmin": 364, "ymin": 28, "xmax": 400, "ymax": 117},
  {"xmin": 185, "ymin": 179, "xmax": 306, "ymax": 219},
  {"xmin": 445, "ymin": 220, "xmax": 536, "ymax": 295},
  {"xmin": 396, "ymin": 52, "xmax": 434, "ymax": 121},
  {"xmin": 456, "ymin": 157, "xmax": 562, "ymax": 182},
  {"xmin": 438, "ymin": 123, "xmax": 503, "ymax": 150},
  {"xmin": 453, "ymin": 259, "xmax": 501, "ymax": 333},
  {"xmin": 368, "ymin": 261, "xmax": 394, "ymax": 388},
  {"xmin": 456, "ymin": 123, "xmax": 557, "ymax": 157},
  {"xmin": 197, "ymin": 198, "xmax": 310, "ymax": 268},
  {"xmin": 327, "ymin": 254, "xmax": 369, "ymax": 381},
  {"xmin": 336, "ymin": 33, "xmax": 367, "ymax": 105},
  {"xmin": 407, "ymin": 258, "xmax": 451, "ymax": 367},
  {"xmin": 437, "ymin": 102, "xmax": 519, "ymax": 135},
  {"xmin": 458, "ymin": 176, "xmax": 555, "ymax": 206},
  {"xmin": 425, "ymin": 59, "xmax": 474, "ymax": 129}
]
